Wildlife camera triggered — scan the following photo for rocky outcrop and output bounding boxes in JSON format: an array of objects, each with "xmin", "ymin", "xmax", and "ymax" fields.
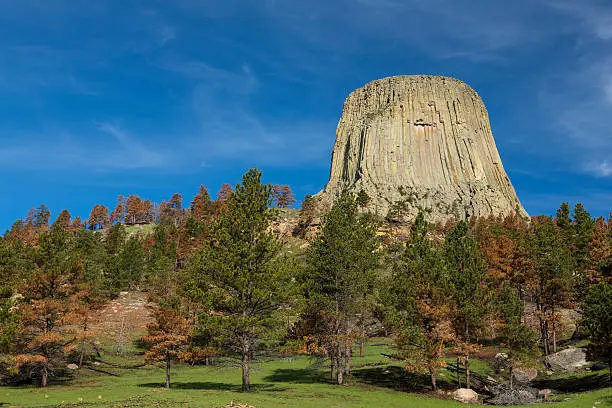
[{"xmin": 318, "ymin": 75, "xmax": 527, "ymax": 223}]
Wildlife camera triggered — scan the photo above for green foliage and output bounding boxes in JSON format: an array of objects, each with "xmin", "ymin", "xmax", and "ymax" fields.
[
  {"xmin": 74, "ymin": 230, "xmax": 106, "ymax": 288},
  {"xmin": 0, "ymin": 286, "xmax": 18, "ymax": 354},
  {"xmin": 301, "ymin": 189, "xmax": 379, "ymax": 387},
  {"xmin": 118, "ymin": 237, "xmax": 146, "ymax": 291},
  {"xmin": 496, "ymin": 284, "xmax": 538, "ymax": 362},
  {"xmin": 304, "ymin": 190, "xmax": 379, "ymax": 317},
  {"xmin": 187, "ymin": 168, "xmax": 294, "ymax": 391},
  {"xmin": 385, "ymin": 213, "xmax": 454, "ymax": 391},
  {"xmin": 356, "ymin": 190, "xmax": 371, "ymax": 208},
  {"xmin": 581, "ymin": 281, "xmax": 612, "ymax": 381},
  {"xmin": 443, "ymin": 220, "xmax": 490, "ymax": 340}
]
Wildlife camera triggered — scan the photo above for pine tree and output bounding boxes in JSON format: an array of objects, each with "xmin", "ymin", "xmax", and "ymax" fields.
[
  {"xmin": 303, "ymin": 191, "xmax": 379, "ymax": 384},
  {"xmin": 588, "ymin": 217, "xmax": 611, "ymax": 283},
  {"xmin": 443, "ymin": 220, "xmax": 490, "ymax": 389},
  {"xmin": 118, "ymin": 237, "xmax": 145, "ymax": 291},
  {"xmin": 188, "ymin": 169, "xmax": 292, "ymax": 392},
  {"xmin": 52, "ymin": 210, "xmax": 72, "ymax": 230},
  {"xmin": 387, "ymin": 213, "xmax": 455, "ymax": 391},
  {"xmin": 142, "ymin": 302, "xmax": 190, "ymax": 389},
  {"xmin": 13, "ymin": 224, "xmax": 80, "ymax": 386},
  {"xmin": 581, "ymin": 282, "xmax": 612, "ymax": 382},
  {"xmin": 526, "ymin": 216, "xmax": 573, "ymax": 355},
  {"xmin": 189, "ymin": 185, "xmax": 213, "ymax": 222},
  {"xmin": 110, "ymin": 195, "xmax": 127, "ymax": 224},
  {"xmin": 217, "ymin": 183, "xmax": 234, "ymax": 202},
  {"xmin": 87, "ymin": 205, "xmax": 109, "ymax": 231}
]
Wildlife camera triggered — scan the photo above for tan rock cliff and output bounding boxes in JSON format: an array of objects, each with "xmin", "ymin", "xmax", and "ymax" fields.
[{"xmin": 318, "ymin": 75, "xmax": 527, "ymax": 223}]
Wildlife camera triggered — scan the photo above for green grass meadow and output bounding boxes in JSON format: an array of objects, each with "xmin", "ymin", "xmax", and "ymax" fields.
[{"xmin": 1, "ymin": 340, "xmax": 610, "ymax": 407}]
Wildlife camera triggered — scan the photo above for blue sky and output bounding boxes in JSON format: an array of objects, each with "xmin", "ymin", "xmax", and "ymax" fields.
[{"xmin": 1, "ymin": 0, "xmax": 611, "ymax": 230}]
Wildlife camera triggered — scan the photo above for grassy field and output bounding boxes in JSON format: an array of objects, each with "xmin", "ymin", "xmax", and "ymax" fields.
[{"xmin": 1, "ymin": 340, "xmax": 610, "ymax": 407}]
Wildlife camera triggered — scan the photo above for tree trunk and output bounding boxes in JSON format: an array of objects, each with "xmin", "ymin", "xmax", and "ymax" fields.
[
  {"xmin": 360, "ymin": 335, "xmax": 365, "ymax": 358},
  {"xmin": 509, "ymin": 365, "xmax": 514, "ymax": 391},
  {"xmin": 79, "ymin": 340, "xmax": 86, "ymax": 368},
  {"xmin": 608, "ymin": 352, "xmax": 611, "ymax": 384},
  {"xmin": 552, "ymin": 319, "xmax": 557, "ymax": 353},
  {"xmin": 465, "ymin": 354, "xmax": 471, "ymax": 390},
  {"xmin": 41, "ymin": 366, "xmax": 48, "ymax": 387},
  {"xmin": 336, "ymin": 344, "xmax": 343, "ymax": 385},
  {"xmin": 539, "ymin": 315, "xmax": 549, "ymax": 356},
  {"xmin": 241, "ymin": 349, "xmax": 250, "ymax": 392},
  {"xmin": 165, "ymin": 356, "xmax": 171, "ymax": 389},
  {"xmin": 331, "ymin": 356, "xmax": 336, "ymax": 381},
  {"xmin": 544, "ymin": 319, "xmax": 550, "ymax": 356},
  {"xmin": 428, "ymin": 365, "xmax": 437, "ymax": 391},
  {"xmin": 456, "ymin": 358, "xmax": 462, "ymax": 388},
  {"xmin": 345, "ymin": 342, "xmax": 351, "ymax": 376}
]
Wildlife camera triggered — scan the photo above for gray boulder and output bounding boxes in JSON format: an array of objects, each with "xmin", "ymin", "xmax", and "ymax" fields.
[
  {"xmin": 545, "ymin": 347, "xmax": 587, "ymax": 372},
  {"xmin": 512, "ymin": 367, "xmax": 538, "ymax": 383}
]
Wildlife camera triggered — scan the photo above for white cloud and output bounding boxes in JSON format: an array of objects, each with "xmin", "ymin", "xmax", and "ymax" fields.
[{"xmin": 587, "ymin": 160, "xmax": 612, "ymax": 177}]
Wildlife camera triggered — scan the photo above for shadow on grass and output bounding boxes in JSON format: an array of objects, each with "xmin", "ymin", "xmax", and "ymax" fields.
[
  {"xmin": 351, "ymin": 366, "xmax": 438, "ymax": 392},
  {"xmin": 138, "ymin": 382, "xmax": 288, "ymax": 392},
  {"xmin": 263, "ymin": 368, "xmax": 327, "ymax": 384},
  {"xmin": 532, "ymin": 373, "xmax": 611, "ymax": 393}
]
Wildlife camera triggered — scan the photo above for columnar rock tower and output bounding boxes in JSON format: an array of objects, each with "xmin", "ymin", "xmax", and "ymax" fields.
[{"xmin": 318, "ymin": 75, "xmax": 527, "ymax": 223}]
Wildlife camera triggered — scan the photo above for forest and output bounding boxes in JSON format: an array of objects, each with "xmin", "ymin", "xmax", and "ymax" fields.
[{"xmin": 0, "ymin": 168, "xmax": 610, "ymax": 407}]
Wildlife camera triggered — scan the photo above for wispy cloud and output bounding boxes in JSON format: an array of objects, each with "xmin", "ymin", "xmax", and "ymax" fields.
[
  {"xmin": 0, "ymin": 123, "xmax": 170, "ymax": 171},
  {"xmin": 586, "ymin": 160, "xmax": 612, "ymax": 178},
  {"xmin": 262, "ymin": 0, "xmax": 555, "ymax": 61},
  {"xmin": 97, "ymin": 123, "xmax": 168, "ymax": 169},
  {"xmin": 154, "ymin": 59, "xmax": 335, "ymax": 167},
  {"xmin": 544, "ymin": 0, "xmax": 612, "ymax": 40},
  {"xmin": 537, "ymin": 54, "xmax": 612, "ymax": 177}
]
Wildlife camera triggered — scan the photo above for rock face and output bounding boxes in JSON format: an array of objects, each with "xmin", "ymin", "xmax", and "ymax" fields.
[{"xmin": 318, "ymin": 75, "xmax": 527, "ymax": 223}]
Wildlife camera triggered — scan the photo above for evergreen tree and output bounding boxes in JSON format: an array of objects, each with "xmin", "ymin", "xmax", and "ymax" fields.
[
  {"xmin": 303, "ymin": 191, "xmax": 379, "ymax": 384},
  {"xmin": 527, "ymin": 216, "xmax": 573, "ymax": 355},
  {"xmin": 52, "ymin": 210, "xmax": 72, "ymax": 230},
  {"xmin": 588, "ymin": 217, "xmax": 612, "ymax": 283},
  {"xmin": 74, "ymin": 230, "xmax": 106, "ymax": 288},
  {"xmin": 443, "ymin": 220, "xmax": 490, "ymax": 389},
  {"xmin": 386, "ymin": 213, "xmax": 454, "ymax": 391},
  {"xmin": 188, "ymin": 169, "xmax": 292, "ymax": 392},
  {"xmin": 118, "ymin": 237, "xmax": 145, "ymax": 291},
  {"xmin": 142, "ymin": 301, "xmax": 190, "ymax": 389},
  {"xmin": 581, "ymin": 282, "xmax": 612, "ymax": 382},
  {"xmin": 13, "ymin": 224, "xmax": 80, "ymax": 386},
  {"xmin": 573, "ymin": 203, "xmax": 595, "ymax": 290}
]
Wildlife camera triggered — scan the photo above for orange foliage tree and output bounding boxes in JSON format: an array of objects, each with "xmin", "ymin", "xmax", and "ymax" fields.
[
  {"xmin": 141, "ymin": 305, "xmax": 190, "ymax": 388},
  {"xmin": 88, "ymin": 205, "xmax": 109, "ymax": 230},
  {"xmin": 12, "ymin": 224, "xmax": 82, "ymax": 386}
]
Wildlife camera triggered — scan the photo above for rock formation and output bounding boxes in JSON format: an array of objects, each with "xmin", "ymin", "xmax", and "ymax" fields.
[{"xmin": 317, "ymin": 75, "xmax": 527, "ymax": 223}]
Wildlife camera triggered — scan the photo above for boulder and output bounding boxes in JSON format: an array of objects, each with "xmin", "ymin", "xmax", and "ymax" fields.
[
  {"xmin": 545, "ymin": 347, "xmax": 588, "ymax": 372},
  {"xmin": 66, "ymin": 363, "xmax": 79, "ymax": 370},
  {"xmin": 512, "ymin": 367, "xmax": 538, "ymax": 383},
  {"xmin": 452, "ymin": 388, "xmax": 479, "ymax": 404}
]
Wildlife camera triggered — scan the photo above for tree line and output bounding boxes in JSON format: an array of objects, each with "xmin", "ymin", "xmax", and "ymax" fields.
[{"xmin": 0, "ymin": 169, "xmax": 610, "ymax": 392}]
